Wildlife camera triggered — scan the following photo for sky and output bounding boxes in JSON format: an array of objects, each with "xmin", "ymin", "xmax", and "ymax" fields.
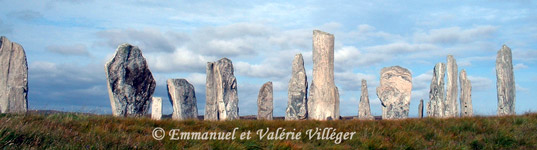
[{"xmin": 0, "ymin": 0, "xmax": 535, "ymax": 117}]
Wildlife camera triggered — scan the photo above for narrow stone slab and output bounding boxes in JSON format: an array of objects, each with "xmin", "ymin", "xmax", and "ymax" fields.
[
  {"xmin": 496, "ymin": 45, "xmax": 516, "ymax": 116},
  {"xmin": 205, "ymin": 58, "xmax": 239, "ymax": 120},
  {"xmin": 459, "ymin": 69, "xmax": 473, "ymax": 117},
  {"xmin": 168, "ymin": 79, "xmax": 198, "ymax": 120},
  {"xmin": 257, "ymin": 81, "xmax": 273, "ymax": 120},
  {"xmin": 445, "ymin": 55, "xmax": 459, "ymax": 117},
  {"xmin": 427, "ymin": 63, "xmax": 446, "ymax": 118},
  {"xmin": 0, "ymin": 36, "xmax": 28, "ymax": 113},
  {"xmin": 419, "ymin": 99, "xmax": 424, "ymax": 118},
  {"xmin": 376, "ymin": 66, "xmax": 412, "ymax": 120},
  {"xmin": 308, "ymin": 30, "xmax": 340, "ymax": 120},
  {"xmin": 105, "ymin": 43, "xmax": 156, "ymax": 117},
  {"xmin": 285, "ymin": 53, "xmax": 308, "ymax": 120},
  {"xmin": 151, "ymin": 97, "xmax": 162, "ymax": 120},
  {"xmin": 358, "ymin": 79, "xmax": 374, "ymax": 120}
]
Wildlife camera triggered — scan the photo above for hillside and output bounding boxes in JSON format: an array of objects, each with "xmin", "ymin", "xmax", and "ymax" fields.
[{"xmin": 1, "ymin": 112, "xmax": 536, "ymax": 149}]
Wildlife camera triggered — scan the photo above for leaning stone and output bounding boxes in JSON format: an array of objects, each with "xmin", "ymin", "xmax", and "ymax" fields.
[
  {"xmin": 205, "ymin": 58, "xmax": 239, "ymax": 120},
  {"xmin": 168, "ymin": 79, "xmax": 198, "ymax": 120},
  {"xmin": 257, "ymin": 81, "xmax": 273, "ymax": 120},
  {"xmin": 285, "ymin": 53, "xmax": 308, "ymax": 120},
  {"xmin": 0, "ymin": 36, "xmax": 28, "ymax": 113},
  {"xmin": 496, "ymin": 45, "xmax": 516, "ymax": 116},
  {"xmin": 459, "ymin": 69, "xmax": 473, "ymax": 117},
  {"xmin": 376, "ymin": 66, "xmax": 412, "ymax": 120},
  {"xmin": 308, "ymin": 30, "xmax": 340, "ymax": 120},
  {"xmin": 358, "ymin": 79, "xmax": 374, "ymax": 120},
  {"xmin": 151, "ymin": 97, "xmax": 162, "ymax": 120},
  {"xmin": 105, "ymin": 43, "xmax": 156, "ymax": 117},
  {"xmin": 445, "ymin": 55, "xmax": 459, "ymax": 117}
]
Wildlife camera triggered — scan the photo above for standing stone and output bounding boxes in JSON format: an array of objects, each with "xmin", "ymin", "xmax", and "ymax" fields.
[
  {"xmin": 358, "ymin": 79, "xmax": 374, "ymax": 120},
  {"xmin": 376, "ymin": 66, "xmax": 412, "ymax": 120},
  {"xmin": 151, "ymin": 97, "xmax": 162, "ymax": 120},
  {"xmin": 105, "ymin": 43, "xmax": 156, "ymax": 117},
  {"xmin": 0, "ymin": 36, "xmax": 28, "ymax": 113},
  {"xmin": 167, "ymin": 79, "xmax": 198, "ymax": 120},
  {"xmin": 308, "ymin": 30, "xmax": 340, "ymax": 120},
  {"xmin": 459, "ymin": 69, "xmax": 473, "ymax": 117},
  {"xmin": 257, "ymin": 81, "xmax": 273, "ymax": 120},
  {"xmin": 427, "ymin": 63, "xmax": 446, "ymax": 117},
  {"xmin": 445, "ymin": 55, "xmax": 459, "ymax": 117},
  {"xmin": 205, "ymin": 58, "xmax": 239, "ymax": 120},
  {"xmin": 285, "ymin": 53, "xmax": 308, "ymax": 120},
  {"xmin": 496, "ymin": 45, "xmax": 516, "ymax": 116},
  {"xmin": 418, "ymin": 99, "xmax": 424, "ymax": 118}
]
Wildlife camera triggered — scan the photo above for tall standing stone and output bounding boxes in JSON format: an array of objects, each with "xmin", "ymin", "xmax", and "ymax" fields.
[
  {"xmin": 105, "ymin": 43, "xmax": 156, "ymax": 117},
  {"xmin": 445, "ymin": 55, "xmax": 458, "ymax": 117},
  {"xmin": 205, "ymin": 58, "xmax": 239, "ymax": 120},
  {"xmin": 257, "ymin": 81, "xmax": 273, "ymax": 120},
  {"xmin": 308, "ymin": 30, "xmax": 340, "ymax": 120},
  {"xmin": 358, "ymin": 79, "xmax": 374, "ymax": 120},
  {"xmin": 151, "ymin": 97, "xmax": 162, "ymax": 120},
  {"xmin": 496, "ymin": 45, "xmax": 516, "ymax": 116},
  {"xmin": 418, "ymin": 99, "xmax": 424, "ymax": 118},
  {"xmin": 286, "ymin": 54, "xmax": 308, "ymax": 120},
  {"xmin": 376, "ymin": 66, "xmax": 412, "ymax": 120},
  {"xmin": 0, "ymin": 36, "xmax": 28, "ymax": 113},
  {"xmin": 427, "ymin": 63, "xmax": 446, "ymax": 117},
  {"xmin": 459, "ymin": 69, "xmax": 473, "ymax": 117},
  {"xmin": 168, "ymin": 79, "xmax": 198, "ymax": 120}
]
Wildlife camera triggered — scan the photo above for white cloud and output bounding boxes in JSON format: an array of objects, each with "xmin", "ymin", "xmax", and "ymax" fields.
[
  {"xmin": 514, "ymin": 63, "xmax": 528, "ymax": 70},
  {"xmin": 414, "ymin": 26, "xmax": 497, "ymax": 44},
  {"xmin": 468, "ymin": 76, "xmax": 494, "ymax": 91},
  {"xmin": 364, "ymin": 42, "xmax": 439, "ymax": 53},
  {"xmin": 46, "ymin": 43, "xmax": 90, "ymax": 56}
]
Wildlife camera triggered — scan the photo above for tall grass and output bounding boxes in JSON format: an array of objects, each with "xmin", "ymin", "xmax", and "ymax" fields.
[{"xmin": 1, "ymin": 113, "xmax": 536, "ymax": 149}]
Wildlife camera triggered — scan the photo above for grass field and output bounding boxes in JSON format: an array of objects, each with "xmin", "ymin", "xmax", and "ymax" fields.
[{"xmin": 1, "ymin": 112, "xmax": 536, "ymax": 149}]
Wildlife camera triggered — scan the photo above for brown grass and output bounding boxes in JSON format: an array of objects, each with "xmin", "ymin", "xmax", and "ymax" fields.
[{"xmin": 1, "ymin": 112, "xmax": 536, "ymax": 149}]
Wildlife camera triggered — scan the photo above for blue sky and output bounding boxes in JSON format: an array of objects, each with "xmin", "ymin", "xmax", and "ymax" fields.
[{"xmin": 0, "ymin": 0, "xmax": 535, "ymax": 117}]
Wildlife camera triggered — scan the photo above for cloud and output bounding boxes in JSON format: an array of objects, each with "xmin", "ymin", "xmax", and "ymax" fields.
[
  {"xmin": 468, "ymin": 76, "xmax": 494, "ymax": 91},
  {"xmin": 0, "ymin": 18, "xmax": 12, "ymax": 34},
  {"xmin": 414, "ymin": 26, "xmax": 498, "ymax": 44},
  {"xmin": 335, "ymin": 71, "xmax": 376, "ymax": 91},
  {"xmin": 96, "ymin": 28, "xmax": 180, "ymax": 53},
  {"xmin": 514, "ymin": 63, "xmax": 528, "ymax": 70},
  {"xmin": 364, "ymin": 42, "xmax": 439, "ymax": 53},
  {"xmin": 28, "ymin": 61, "xmax": 109, "ymax": 110},
  {"xmin": 334, "ymin": 46, "xmax": 388, "ymax": 71},
  {"xmin": 46, "ymin": 44, "xmax": 90, "ymax": 56},
  {"xmin": 8, "ymin": 10, "xmax": 43, "ymax": 21},
  {"xmin": 145, "ymin": 47, "xmax": 213, "ymax": 73},
  {"xmin": 411, "ymin": 71, "xmax": 433, "ymax": 101}
]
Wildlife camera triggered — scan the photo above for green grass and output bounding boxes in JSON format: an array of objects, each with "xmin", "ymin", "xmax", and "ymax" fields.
[{"xmin": 1, "ymin": 113, "xmax": 536, "ymax": 149}]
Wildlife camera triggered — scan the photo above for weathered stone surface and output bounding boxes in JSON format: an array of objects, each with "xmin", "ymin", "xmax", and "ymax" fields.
[
  {"xmin": 105, "ymin": 43, "xmax": 155, "ymax": 117},
  {"xmin": 459, "ymin": 69, "xmax": 473, "ymax": 117},
  {"xmin": 167, "ymin": 79, "xmax": 198, "ymax": 120},
  {"xmin": 0, "ymin": 36, "xmax": 28, "ymax": 113},
  {"xmin": 308, "ymin": 30, "xmax": 340, "ymax": 120},
  {"xmin": 151, "ymin": 97, "xmax": 162, "ymax": 120},
  {"xmin": 418, "ymin": 99, "xmax": 424, "ymax": 118},
  {"xmin": 445, "ymin": 55, "xmax": 459, "ymax": 117},
  {"xmin": 358, "ymin": 79, "xmax": 374, "ymax": 120},
  {"xmin": 496, "ymin": 45, "xmax": 516, "ymax": 116},
  {"xmin": 205, "ymin": 58, "xmax": 239, "ymax": 120},
  {"xmin": 376, "ymin": 66, "xmax": 412, "ymax": 120},
  {"xmin": 257, "ymin": 81, "xmax": 273, "ymax": 120},
  {"xmin": 285, "ymin": 53, "xmax": 308, "ymax": 120},
  {"xmin": 427, "ymin": 63, "xmax": 446, "ymax": 117}
]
